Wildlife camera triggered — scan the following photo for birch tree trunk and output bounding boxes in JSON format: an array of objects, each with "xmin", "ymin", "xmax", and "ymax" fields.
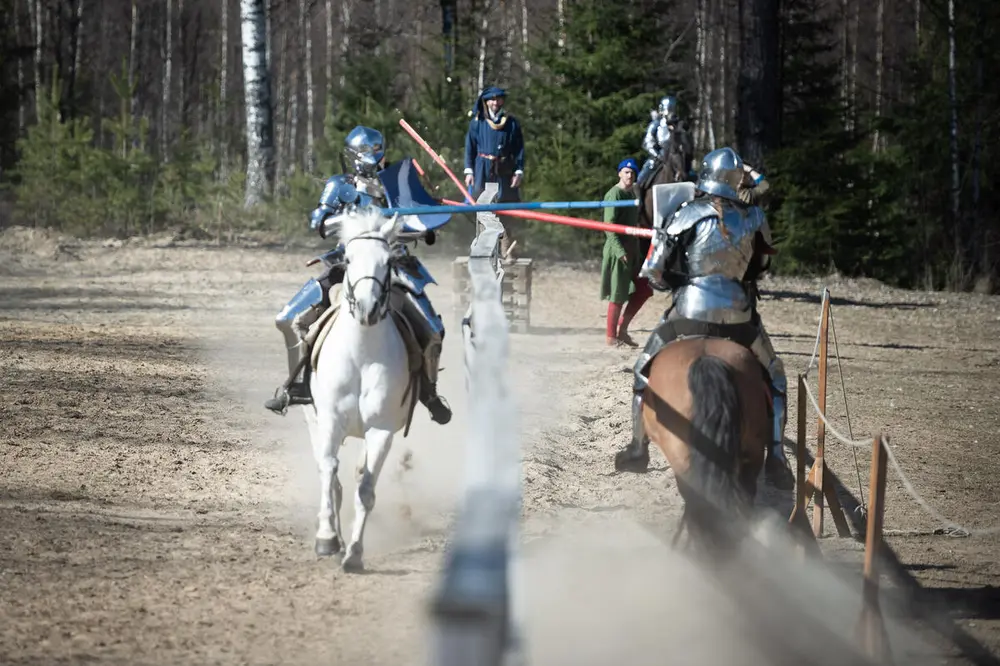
[
  {"xmin": 221, "ymin": 0, "xmax": 229, "ymax": 159},
  {"xmin": 872, "ymin": 0, "xmax": 885, "ymax": 152},
  {"xmin": 161, "ymin": 0, "xmax": 173, "ymax": 160},
  {"xmin": 501, "ymin": 0, "xmax": 512, "ymax": 81},
  {"xmin": 557, "ymin": 0, "xmax": 565, "ymax": 50},
  {"xmin": 477, "ymin": 0, "xmax": 491, "ymax": 93},
  {"xmin": 240, "ymin": 0, "xmax": 276, "ymax": 207},
  {"xmin": 520, "ymin": 0, "xmax": 529, "ymax": 74},
  {"xmin": 736, "ymin": 0, "xmax": 781, "ymax": 167},
  {"xmin": 694, "ymin": 0, "xmax": 707, "ymax": 149},
  {"xmin": 275, "ymin": 2, "xmax": 286, "ymax": 186},
  {"xmin": 265, "ymin": 0, "xmax": 272, "ymax": 70},
  {"xmin": 704, "ymin": 10, "xmax": 717, "ymax": 150},
  {"xmin": 325, "ymin": 0, "xmax": 333, "ymax": 91},
  {"xmin": 300, "ymin": 0, "xmax": 315, "ymax": 172},
  {"xmin": 288, "ymin": 68, "xmax": 299, "ymax": 175},
  {"xmin": 339, "ymin": 0, "xmax": 351, "ymax": 90}
]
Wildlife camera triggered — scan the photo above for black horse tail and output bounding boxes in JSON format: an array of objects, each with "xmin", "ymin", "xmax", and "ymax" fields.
[{"xmin": 676, "ymin": 355, "xmax": 750, "ymax": 553}]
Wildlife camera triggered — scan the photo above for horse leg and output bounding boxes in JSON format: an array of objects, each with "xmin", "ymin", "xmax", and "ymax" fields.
[
  {"xmin": 342, "ymin": 427, "xmax": 394, "ymax": 572},
  {"xmin": 309, "ymin": 409, "xmax": 345, "ymax": 557}
]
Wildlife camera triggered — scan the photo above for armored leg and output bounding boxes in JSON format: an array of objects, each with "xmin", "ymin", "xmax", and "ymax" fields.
[
  {"xmin": 264, "ymin": 278, "xmax": 326, "ymax": 415},
  {"xmin": 614, "ymin": 314, "xmax": 671, "ymax": 473},
  {"xmin": 636, "ymin": 159, "xmax": 658, "ymax": 190},
  {"xmin": 749, "ymin": 323, "xmax": 794, "ymax": 490},
  {"xmin": 391, "ymin": 276, "xmax": 452, "ymax": 426}
]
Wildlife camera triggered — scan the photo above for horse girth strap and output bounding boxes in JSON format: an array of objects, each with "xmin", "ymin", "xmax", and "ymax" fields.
[{"xmin": 654, "ymin": 317, "xmax": 759, "ymax": 352}]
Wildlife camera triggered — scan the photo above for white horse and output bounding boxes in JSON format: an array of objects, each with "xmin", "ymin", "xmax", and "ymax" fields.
[{"xmin": 304, "ymin": 209, "xmax": 411, "ymax": 572}]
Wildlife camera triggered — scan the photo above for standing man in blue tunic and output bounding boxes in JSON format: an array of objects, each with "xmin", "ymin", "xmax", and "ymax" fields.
[{"xmin": 463, "ymin": 86, "xmax": 526, "ymax": 255}]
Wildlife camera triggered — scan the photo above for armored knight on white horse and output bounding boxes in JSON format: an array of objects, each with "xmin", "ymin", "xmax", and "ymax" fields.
[
  {"xmin": 263, "ymin": 126, "xmax": 452, "ymax": 426},
  {"xmin": 263, "ymin": 125, "xmax": 455, "ymax": 571}
]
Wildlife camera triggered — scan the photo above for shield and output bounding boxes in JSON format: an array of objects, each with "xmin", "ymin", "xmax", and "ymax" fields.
[
  {"xmin": 651, "ymin": 181, "xmax": 697, "ymax": 230},
  {"xmin": 378, "ymin": 158, "xmax": 452, "ymax": 232}
]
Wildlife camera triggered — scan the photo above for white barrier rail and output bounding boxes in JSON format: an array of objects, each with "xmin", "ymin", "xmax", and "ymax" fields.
[{"xmin": 429, "ymin": 184, "xmax": 523, "ymax": 666}]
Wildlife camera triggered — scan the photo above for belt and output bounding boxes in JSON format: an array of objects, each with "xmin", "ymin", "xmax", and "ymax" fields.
[{"xmin": 478, "ymin": 153, "xmax": 499, "ymax": 160}]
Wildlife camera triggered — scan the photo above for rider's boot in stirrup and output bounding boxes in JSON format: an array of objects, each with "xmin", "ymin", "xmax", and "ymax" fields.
[
  {"xmin": 764, "ymin": 391, "xmax": 795, "ymax": 490},
  {"xmin": 614, "ymin": 392, "xmax": 651, "ymax": 473},
  {"xmin": 264, "ymin": 303, "xmax": 322, "ymax": 415},
  {"xmin": 420, "ymin": 381, "xmax": 452, "ymax": 425}
]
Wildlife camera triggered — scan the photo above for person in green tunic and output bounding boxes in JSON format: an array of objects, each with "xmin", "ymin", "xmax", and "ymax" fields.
[{"xmin": 600, "ymin": 158, "xmax": 654, "ymax": 347}]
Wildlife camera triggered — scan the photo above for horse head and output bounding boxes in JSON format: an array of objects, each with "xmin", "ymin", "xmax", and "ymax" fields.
[{"xmin": 337, "ymin": 209, "xmax": 401, "ymax": 326}]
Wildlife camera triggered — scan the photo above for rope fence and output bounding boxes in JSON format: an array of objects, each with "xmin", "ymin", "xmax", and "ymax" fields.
[{"xmin": 794, "ymin": 289, "xmax": 999, "ymax": 538}]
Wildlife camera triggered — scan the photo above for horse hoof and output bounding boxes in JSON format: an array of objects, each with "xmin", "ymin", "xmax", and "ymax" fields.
[
  {"xmin": 315, "ymin": 537, "xmax": 341, "ymax": 557},
  {"xmin": 341, "ymin": 545, "xmax": 364, "ymax": 573},
  {"xmin": 614, "ymin": 448, "xmax": 650, "ymax": 473}
]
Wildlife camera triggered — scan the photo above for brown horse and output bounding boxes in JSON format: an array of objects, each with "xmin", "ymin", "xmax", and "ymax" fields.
[{"xmin": 642, "ymin": 336, "xmax": 771, "ymax": 555}]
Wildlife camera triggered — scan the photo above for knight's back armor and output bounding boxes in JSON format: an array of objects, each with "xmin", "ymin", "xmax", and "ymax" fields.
[{"xmin": 664, "ymin": 198, "xmax": 766, "ymax": 324}]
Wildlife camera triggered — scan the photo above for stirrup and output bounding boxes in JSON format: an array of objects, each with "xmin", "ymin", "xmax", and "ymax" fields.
[
  {"xmin": 264, "ymin": 387, "xmax": 292, "ymax": 416},
  {"xmin": 264, "ymin": 383, "xmax": 312, "ymax": 416},
  {"xmin": 425, "ymin": 394, "xmax": 452, "ymax": 425}
]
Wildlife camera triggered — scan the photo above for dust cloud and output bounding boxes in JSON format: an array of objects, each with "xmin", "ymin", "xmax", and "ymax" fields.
[{"xmin": 513, "ymin": 512, "xmax": 943, "ymax": 666}]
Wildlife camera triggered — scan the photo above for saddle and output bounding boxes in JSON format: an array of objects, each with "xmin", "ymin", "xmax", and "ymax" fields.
[
  {"xmin": 650, "ymin": 314, "xmax": 773, "ymax": 410},
  {"xmin": 653, "ymin": 315, "xmax": 759, "ymax": 351},
  {"xmin": 304, "ymin": 282, "xmax": 426, "ymax": 436}
]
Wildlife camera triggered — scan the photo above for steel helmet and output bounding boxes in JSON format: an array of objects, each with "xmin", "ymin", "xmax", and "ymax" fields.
[
  {"xmin": 343, "ymin": 126, "xmax": 386, "ymax": 178},
  {"xmin": 695, "ymin": 147, "xmax": 744, "ymax": 202}
]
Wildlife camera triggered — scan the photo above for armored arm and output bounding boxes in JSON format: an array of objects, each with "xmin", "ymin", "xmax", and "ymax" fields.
[
  {"xmin": 642, "ymin": 117, "xmax": 660, "ymax": 159},
  {"xmin": 640, "ymin": 228, "xmax": 676, "ymax": 291}
]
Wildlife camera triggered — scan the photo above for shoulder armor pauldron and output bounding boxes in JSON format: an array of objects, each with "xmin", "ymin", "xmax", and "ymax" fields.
[{"xmin": 665, "ymin": 199, "xmax": 718, "ymax": 236}]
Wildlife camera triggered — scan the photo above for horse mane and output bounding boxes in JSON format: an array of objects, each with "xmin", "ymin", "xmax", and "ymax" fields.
[{"xmin": 336, "ymin": 207, "xmax": 401, "ymax": 245}]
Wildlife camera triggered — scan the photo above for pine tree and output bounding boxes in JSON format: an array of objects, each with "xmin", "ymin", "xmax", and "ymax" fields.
[{"xmin": 522, "ymin": 0, "xmax": 692, "ymax": 256}]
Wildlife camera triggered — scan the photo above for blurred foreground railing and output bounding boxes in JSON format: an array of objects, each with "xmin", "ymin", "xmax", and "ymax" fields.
[{"xmin": 428, "ymin": 183, "xmax": 523, "ymax": 666}]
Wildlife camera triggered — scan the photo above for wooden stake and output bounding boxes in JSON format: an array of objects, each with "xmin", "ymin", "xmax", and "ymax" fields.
[
  {"xmin": 789, "ymin": 374, "xmax": 820, "ymax": 556},
  {"xmin": 806, "ymin": 289, "xmax": 851, "ymax": 538},
  {"xmin": 856, "ymin": 435, "xmax": 892, "ymax": 663},
  {"xmin": 812, "ymin": 289, "xmax": 830, "ymax": 536}
]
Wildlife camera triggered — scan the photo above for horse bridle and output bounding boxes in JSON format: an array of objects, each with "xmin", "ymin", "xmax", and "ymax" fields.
[{"xmin": 343, "ymin": 234, "xmax": 393, "ymax": 323}]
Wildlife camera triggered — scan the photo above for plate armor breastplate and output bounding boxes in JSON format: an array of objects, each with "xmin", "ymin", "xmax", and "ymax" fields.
[
  {"xmin": 669, "ymin": 200, "xmax": 763, "ymax": 324},
  {"xmin": 654, "ymin": 122, "xmax": 672, "ymax": 152}
]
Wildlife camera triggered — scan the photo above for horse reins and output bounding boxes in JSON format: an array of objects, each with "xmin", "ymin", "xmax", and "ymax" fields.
[{"xmin": 343, "ymin": 235, "xmax": 393, "ymax": 321}]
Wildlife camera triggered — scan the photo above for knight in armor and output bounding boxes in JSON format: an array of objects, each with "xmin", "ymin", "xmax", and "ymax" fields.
[
  {"xmin": 463, "ymin": 86, "xmax": 525, "ymax": 255},
  {"xmin": 263, "ymin": 125, "xmax": 453, "ymax": 426},
  {"xmin": 613, "ymin": 147, "xmax": 795, "ymax": 491},
  {"xmin": 636, "ymin": 95, "xmax": 695, "ymax": 190}
]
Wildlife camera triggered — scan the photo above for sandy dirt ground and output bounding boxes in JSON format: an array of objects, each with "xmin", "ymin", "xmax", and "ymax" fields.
[{"xmin": 1, "ymin": 225, "xmax": 999, "ymax": 665}]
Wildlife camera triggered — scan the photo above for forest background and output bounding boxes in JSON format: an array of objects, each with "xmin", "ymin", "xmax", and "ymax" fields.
[{"xmin": 0, "ymin": 0, "xmax": 996, "ymax": 291}]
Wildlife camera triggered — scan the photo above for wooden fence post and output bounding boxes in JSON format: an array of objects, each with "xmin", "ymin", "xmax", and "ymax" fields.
[
  {"xmin": 856, "ymin": 434, "xmax": 892, "ymax": 663},
  {"xmin": 789, "ymin": 374, "xmax": 820, "ymax": 556},
  {"xmin": 806, "ymin": 289, "xmax": 851, "ymax": 538}
]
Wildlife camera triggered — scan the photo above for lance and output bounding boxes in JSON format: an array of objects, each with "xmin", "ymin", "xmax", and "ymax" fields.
[
  {"xmin": 399, "ymin": 119, "xmax": 655, "ymax": 239},
  {"xmin": 399, "ymin": 119, "xmax": 476, "ymax": 204}
]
